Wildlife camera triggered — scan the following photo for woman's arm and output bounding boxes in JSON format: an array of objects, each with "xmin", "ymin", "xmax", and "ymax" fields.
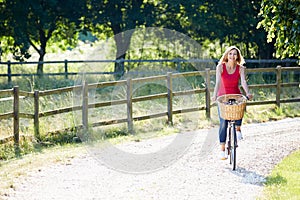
[
  {"xmin": 240, "ymin": 66, "xmax": 253, "ymax": 99},
  {"xmin": 212, "ymin": 64, "xmax": 222, "ymax": 101}
]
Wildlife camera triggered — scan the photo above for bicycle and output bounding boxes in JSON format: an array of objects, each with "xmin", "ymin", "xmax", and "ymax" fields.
[{"xmin": 217, "ymin": 94, "xmax": 248, "ymax": 170}]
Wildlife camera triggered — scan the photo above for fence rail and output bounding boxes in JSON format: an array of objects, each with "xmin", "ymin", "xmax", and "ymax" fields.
[
  {"xmin": 0, "ymin": 66, "xmax": 300, "ymax": 145},
  {"xmin": 0, "ymin": 58, "xmax": 298, "ymax": 85}
]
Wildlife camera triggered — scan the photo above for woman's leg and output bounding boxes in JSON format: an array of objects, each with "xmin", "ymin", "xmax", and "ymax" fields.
[
  {"xmin": 218, "ymin": 105, "xmax": 228, "ymax": 159},
  {"xmin": 218, "ymin": 106, "xmax": 227, "ymax": 149},
  {"xmin": 235, "ymin": 118, "xmax": 242, "ymax": 130},
  {"xmin": 219, "ymin": 117, "xmax": 228, "ymax": 150},
  {"xmin": 235, "ymin": 119, "xmax": 243, "ymax": 139}
]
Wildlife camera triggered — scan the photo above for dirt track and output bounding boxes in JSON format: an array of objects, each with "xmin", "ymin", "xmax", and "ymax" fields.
[{"xmin": 2, "ymin": 118, "xmax": 300, "ymax": 200}]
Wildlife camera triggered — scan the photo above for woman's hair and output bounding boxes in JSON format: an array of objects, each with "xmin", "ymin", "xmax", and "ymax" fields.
[{"xmin": 218, "ymin": 46, "xmax": 245, "ymax": 65}]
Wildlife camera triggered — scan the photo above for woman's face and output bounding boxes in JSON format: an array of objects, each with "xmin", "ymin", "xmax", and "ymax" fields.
[{"xmin": 227, "ymin": 49, "xmax": 238, "ymax": 62}]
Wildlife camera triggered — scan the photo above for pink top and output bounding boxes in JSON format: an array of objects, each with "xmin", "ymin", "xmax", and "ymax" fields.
[{"xmin": 217, "ymin": 63, "xmax": 241, "ymax": 96}]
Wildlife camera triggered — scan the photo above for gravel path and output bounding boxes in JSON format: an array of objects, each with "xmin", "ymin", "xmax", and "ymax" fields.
[{"xmin": 2, "ymin": 118, "xmax": 300, "ymax": 200}]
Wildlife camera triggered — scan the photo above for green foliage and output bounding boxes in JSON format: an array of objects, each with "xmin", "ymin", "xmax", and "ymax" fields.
[
  {"xmin": 265, "ymin": 173, "xmax": 287, "ymax": 186},
  {"xmin": 86, "ymin": 125, "xmax": 130, "ymax": 144},
  {"xmin": 30, "ymin": 76, "xmax": 75, "ymax": 91},
  {"xmin": 103, "ymin": 127, "xmax": 129, "ymax": 139},
  {"xmin": 86, "ymin": 0, "xmax": 276, "ymax": 75},
  {"xmin": 244, "ymin": 102, "xmax": 300, "ymax": 124},
  {"xmin": 87, "ymin": 0, "xmax": 156, "ymax": 75},
  {"xmin": 133, "ymin": 83, "xmax": 167, "ymax": 97},
  {"xmin": 183, "ymin": 0, "xmax": 272, "ymax": 59},
  {"xmin": 0, "ymin": 0, "xmax": 285, "ymax": 74},
  {"xmin": 0, "ymin": 140, "xmax": 34, "ymax": 160},
  {"xmin": 258, "ymin": 0, "xmax": 300, "ymax": 59},
  {"xmin": 39, "ymin": 131, "xmax": 77, "ymax": 145},
  {"xmin": 0, "ymin": 76, "xmax": 75, "ymax": 91},
  {"xmin": 0, "ymin": 144, "xmax": 14, "ymax": 160},
  {"xmin": 259, "ymin": 150, "xmax": 300, "ymax": 199},
  {"xmin": 0, "ymin": 0, "xmax": 87, "ymax": 73}
]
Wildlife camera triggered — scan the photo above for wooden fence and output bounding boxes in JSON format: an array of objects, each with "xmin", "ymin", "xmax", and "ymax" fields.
[
  {"xmin": 0, "ymin": 66, "xmax": 299, "ymax": 146},
  {"xmin": 0, "ymin": 59, "xmax": 298, "ymax": 85}
]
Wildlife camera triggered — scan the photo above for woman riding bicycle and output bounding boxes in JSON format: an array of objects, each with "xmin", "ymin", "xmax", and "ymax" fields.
[{"xmin": 212, "ymin": 46, "xmax": 253, "ymax": 160}]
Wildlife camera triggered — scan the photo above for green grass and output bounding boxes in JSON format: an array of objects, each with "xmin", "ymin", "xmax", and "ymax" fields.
[
  {"xmin": 0, "ymin": 129, "xmax": 78, "ymax": 160},
  {"xmin": 258, "ymin": 150, "xmax": 300, "ymax": 200},
  {"xmin": 243, "ymin": 103, "xmax": 300, "ymax": 124}
]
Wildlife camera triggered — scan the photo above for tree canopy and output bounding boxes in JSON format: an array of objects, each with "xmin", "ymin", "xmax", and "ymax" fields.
[
  {"xmin": 87, "ymin": 0, "xmax": 158, "ymax": 76},
  {"xmin": 0, "ymin": 0, "xmax": 298, "ymax": 77},
  {"xmin": 258, "ymin": 0, "xmax": 300, "ymax": 59},
  {"xmin": 0, "ymin": 0, "xmax": 87, "ymax": 74}
]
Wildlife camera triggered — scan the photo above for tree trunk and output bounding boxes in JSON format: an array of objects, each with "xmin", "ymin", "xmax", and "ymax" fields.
[
  {"xmin": 36, "ymin": 30, "xmax": 47, "ymax": 78},
  {"xmin": 37, "ymin": 51, "xmax": 45, "ymax": 77},
  {"xmin": 112, "ymin": 28, "xmax": 134, "ymax": 80},
  {"xmin": 258, "ymin": 40, "xmax": 275, "ymax": 67}
]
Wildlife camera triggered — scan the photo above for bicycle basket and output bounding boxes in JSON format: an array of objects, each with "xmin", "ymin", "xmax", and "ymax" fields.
[{"xmin": 217, "ymin": 94, "xmax": 247, "ymax": 120}]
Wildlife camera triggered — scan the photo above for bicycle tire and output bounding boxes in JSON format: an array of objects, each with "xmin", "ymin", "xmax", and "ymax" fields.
[
  {"xmin": 232, "ymin": 123, "xmax": 237, "ymax": 170},
  {"xmin": 227, "ymin": 126, "xmax": 232, "ymax": 164}
]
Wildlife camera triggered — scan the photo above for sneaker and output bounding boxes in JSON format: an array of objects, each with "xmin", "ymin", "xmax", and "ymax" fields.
[
  {"xmin": 220, "ymin": 151, "xmax": 227, "ymax": 160},
  {"xmin": 237, "ymin": 131, "xmax": 243, "ymax": 140}
]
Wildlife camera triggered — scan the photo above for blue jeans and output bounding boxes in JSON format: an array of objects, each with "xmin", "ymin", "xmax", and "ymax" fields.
[{"xmin": 218, "ymin": 106, "xmax": 242, "ymax": 144}]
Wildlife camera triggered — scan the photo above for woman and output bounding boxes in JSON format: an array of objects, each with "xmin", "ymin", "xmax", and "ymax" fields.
[{"xmin": 212, "ymin": 46, "xmax": 253, "ymax": 160}]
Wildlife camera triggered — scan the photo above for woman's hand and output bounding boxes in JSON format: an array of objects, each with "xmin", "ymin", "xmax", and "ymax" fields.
[
  {"xmin": 211, "ymin": 96, "xmax": 217, "ymax": 102},
  {"xmin": 246, "ymin": 93, "xmax": 253, "ymax": 100}
]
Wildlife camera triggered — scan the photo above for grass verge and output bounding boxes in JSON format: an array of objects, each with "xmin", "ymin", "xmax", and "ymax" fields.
[{"xmin": 258, "ymin": 150, "xmax": 300, "ymax": 200}]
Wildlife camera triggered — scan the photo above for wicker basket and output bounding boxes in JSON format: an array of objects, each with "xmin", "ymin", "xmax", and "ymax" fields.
[{"xmin": 217, "ymin": 94, "xmax": 247, "ymax": 120}]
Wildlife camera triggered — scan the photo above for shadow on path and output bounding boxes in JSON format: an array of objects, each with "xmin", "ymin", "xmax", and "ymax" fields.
[{"xmin": 228, "ymin": 167, "xmax": 266, "ymax": 186}]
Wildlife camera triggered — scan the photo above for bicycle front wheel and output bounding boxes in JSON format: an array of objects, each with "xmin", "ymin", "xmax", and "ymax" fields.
[
  {"xmin": 228, "ymin": 127, "xmax": 233, "ymax": 165},
  {"xmin": 231, "ymin": 124, "xmax": 237, "ymax": 170}
]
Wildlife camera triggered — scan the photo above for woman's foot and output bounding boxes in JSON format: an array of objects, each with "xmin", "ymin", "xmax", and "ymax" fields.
[
  {"xmin": 236, "ymin": 126, "xmax": 243, "ymax": 140},
  {"xmin": 220, "ymin": 151, "xmax": 227, "ymax": 160},
  {"xmin": 237, "ymin": 131, "xmax": 243, "ymax": 140}
]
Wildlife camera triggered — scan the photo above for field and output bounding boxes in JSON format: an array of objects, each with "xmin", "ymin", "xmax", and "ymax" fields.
[{"xmin": 0, "ymin": 41, "xmax": 299, "ymax": 161}]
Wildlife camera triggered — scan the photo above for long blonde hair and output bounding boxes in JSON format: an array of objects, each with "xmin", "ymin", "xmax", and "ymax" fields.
[{"xmin": 218, "ymin": 46, "xmax": 245, "ymax": 66}]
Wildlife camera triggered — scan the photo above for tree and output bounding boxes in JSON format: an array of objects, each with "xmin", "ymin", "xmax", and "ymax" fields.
[
  {"xmin": 88, "ymin": 0, "xmax": 213, "ymax": 77},
  {"xmin": 88, "ymin": 0, "xmax": 160, "ymax": 78},
  {"xmin": 87, "ymin": 0, "xmax": 280, "ymax": 74},
  {"xmin": 182, "ymin": 0, "xmax": 275, "ymax": 60},
  {"xmin": 257, "ymin": 0, "xmax": 300, "ymax": 59},
  {"xmin": 0, "ymin": 0, "xmax": 87, "ymax": 75}
]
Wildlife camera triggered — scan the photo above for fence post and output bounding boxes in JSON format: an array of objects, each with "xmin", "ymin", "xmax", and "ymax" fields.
[
  {"xmin": 7, "ymin": 60, "xmax": 12, "ymax": 85},
  {"xmin": 276, "ymin": 65, "xmax": 282, "ymax": 107},
  {"xmin": 127, "ymin": 78, "xmax": 134, "ymax": 133},
  {"xmin": 167, "ymin": 72, "xmax": 173, "ymax": 125},
  {"xmin": 64, "ymin": 59, "xmax": 68, "ymax": 79},
  {"xmin": 205, "ymin": 68, "xmax": 211, "ymax": 119},
  {"xmin": 82, "ymin": 81, "xmax": 88, "ymax": 131},
  {"xmin": 13, "ymin": 86, "xmax": 19, "ymax": 147},
  {"xmin": 34, "ymin": 90, "xmax": 40, "ymax": 141}
]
